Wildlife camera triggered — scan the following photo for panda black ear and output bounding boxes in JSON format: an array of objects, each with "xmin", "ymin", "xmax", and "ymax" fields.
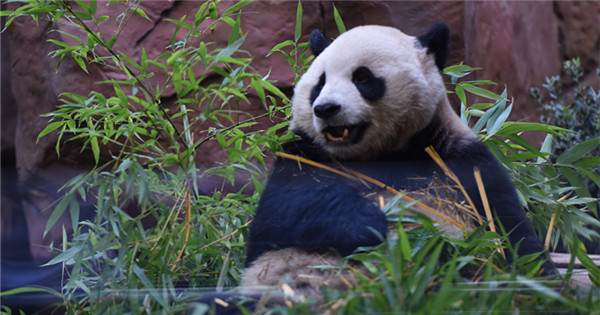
[
  {"xmin": 417, "ymin": 22, "xmax": 450, "ymax": 70},
  {"xmin": 309, "ymin": 30, "xmax": 330, "ymax": 57}
]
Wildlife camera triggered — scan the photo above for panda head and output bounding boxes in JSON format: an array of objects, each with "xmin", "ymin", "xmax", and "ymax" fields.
[{"xmin": 291, "ymin": 23, "xmax": 455, "ymax": 160}]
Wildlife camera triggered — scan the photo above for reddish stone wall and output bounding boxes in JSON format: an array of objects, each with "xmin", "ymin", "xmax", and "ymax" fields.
[{"xmin": 1, "ymin": 1, "xmax": 599, "ymax": 259}]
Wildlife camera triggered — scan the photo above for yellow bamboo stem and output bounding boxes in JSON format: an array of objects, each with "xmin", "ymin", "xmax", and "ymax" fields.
[
  {"xmin": 542, "ymin": 192, "xmax": 573, "ymax": 251},
  {"xmin": 474, "ymin": 167, "xmax": 506, "ymax": 259},
  {"xmin": 473, "ymin": 168, "xmax": 495, "ymax": 233},
  {"xmin": 544, "ymin": 213, "xmax": 556, "ymax": 251}
]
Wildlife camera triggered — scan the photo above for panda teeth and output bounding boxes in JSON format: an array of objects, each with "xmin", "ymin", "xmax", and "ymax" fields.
[
  {"xmin": 326, "ymin": 132, "xmax": 341, "ymax": 142},
  {"xmin": 326, "ymin": 128, "xmax": 350, "ymax": 142},
  {"xmin": 342, "ymin": 128, "xmax": 349, "ymax": 140}
]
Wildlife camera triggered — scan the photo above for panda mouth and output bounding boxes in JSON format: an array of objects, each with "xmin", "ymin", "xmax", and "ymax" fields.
[{"xmin": 324, "ymin": 123, "xmax": 368, "ymax": 144}]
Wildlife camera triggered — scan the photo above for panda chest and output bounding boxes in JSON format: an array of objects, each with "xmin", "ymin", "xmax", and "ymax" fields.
[{"xmin": 344, "ymin": 159, "xmax": 445, "ymax": 191}]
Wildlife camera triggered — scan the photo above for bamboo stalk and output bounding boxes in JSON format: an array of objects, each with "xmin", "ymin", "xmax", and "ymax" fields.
[
  {"xmin": 473, "ymin": 168, "xmax": 496, "ymax": 233},
  {"xmin": 543, "ymin": 193, "xmax": 572, "ymax": 251},
  {"xmin": 474, "ymin": 167, "xmax": 506, "ymax": 259},
  {"xmin": 544, "ymin": 213, "xmax": 556, "ymax": 251}
]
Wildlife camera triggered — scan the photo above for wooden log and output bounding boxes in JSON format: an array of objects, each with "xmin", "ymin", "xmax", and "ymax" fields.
[{"xmin": 549, "ymin": 252, "xmax": 600, "ymax": 287}]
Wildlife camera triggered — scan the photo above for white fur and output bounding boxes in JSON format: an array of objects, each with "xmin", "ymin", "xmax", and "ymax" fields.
[
  {"xmin": 291, "ymin": 25, "xmax": 474, "ymax": 160},
  {"xmin": 240, "ymin": 248, "xmax": 363, "ymax": 301}
]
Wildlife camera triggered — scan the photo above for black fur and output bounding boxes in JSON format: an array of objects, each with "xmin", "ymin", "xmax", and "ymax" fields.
[
  {"xmin": 246, "ymin": 124, "xmax": 555, "ymax": 274},
  {"xmin": 309, "ymin": 30, "xmax": 330, "ymax": 56},
  {"xmin": 417, "ymin": 22, "xmax": 450, "ymax": 70},
  {"xmin": 246, "ymin": 142, "xmax": 388, "ymax": 264},
  {"xmin": 310, "ymin": 72, "xmax": 326, "ymax": 104},
  {"xmin": 352, "ymin": 66, "xmax": 386, "ymax": 102}
]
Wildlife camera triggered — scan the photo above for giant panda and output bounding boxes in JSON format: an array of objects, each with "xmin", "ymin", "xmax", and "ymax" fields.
[{"xmin": 200, "ymin": 23, "xmax": 556, "ymax": 313}]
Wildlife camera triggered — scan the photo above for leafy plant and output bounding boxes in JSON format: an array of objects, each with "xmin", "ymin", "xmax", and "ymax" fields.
[
  {"xmin": 532, "ymin": 58, "xmax": 600, "ymax": 158},
  {"xmin": 2, "ymin": 0, "xmax": 292, "ymax": 313},
  {"xmin": 530, "ymin": 58, "xmax": 600, "ymax": 252},
  {"xmin": 2, "ymin": 1, "xmax": 599, "ymax": 314},
  {"xmin": 445, "ymin": 63, "xmax": 600, "ymax": 255}
]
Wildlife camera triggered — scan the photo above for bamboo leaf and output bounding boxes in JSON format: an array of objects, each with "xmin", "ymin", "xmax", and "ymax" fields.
[
  {"xmin": 42, "ymin": 244, "xmax": 84, "ymax": 266},
  {"xmin": 141, "ymin": 48, "xmax": 148, "ymax": 72},
  {"xmin": 194, "ymin": 2, "xmax": 209, "ymax": 26},
  {"xmin": 130, "ymin": 7, "xmax": 151, "ymax": 21},
  {"xmin": 119, "ymin": 51, "xmax": 143, "ymax": 72},
  {"xmin": 443, "ymin": 64, "xmax": 480, "ymax": 78},
  {"xmin": 113, "ymin": 83, "xmax": 129, "ymax": 108},
  {"xmin": 90, "ymin": 136, "xmax": 100, "ymax": 164},
  {"xmin": 228, "ymin": 13, "xmax": 242, "ymax": 46},
  {"xmin": 455, "ymin": 84, "xmax": 466, "ymax": 108},
  {"xmin": 485, "ymin": 101, "xmax": 512, "ymax": 139},
  {"xmin": 89, "ymin": 0, "xmax": 97, "ymax": 15},
  {"xmin": 251, "ymin": 77, "xmax": 266, "ymax": 104},
  {"xmin": 538, "ymin": 134, "xmax": 553, "ymax": 163},
  {"xmin": 574, "ymin": 157, "xmax": 600, "ymax": 167},
  {"xmin": 294, "ymin": 1, "xmax": 303, "ymax": 42},
  {"xmin": 132, "ymin": 263, "xmax": 155, "ymax": 289},
  {"xmin": 208, "ymin": 2, "xmax": 218, "ymax": 20},
  {"xmin": 169, "ymin": 15, "xmax": 187, "ymax": 47},
  {"xmin": 0, "ymin": 286, "xmax": 61, "ymax": 297},
  {"xmin": 497, "ymin": 121, "xmax": 566, "ymax": 137},
  {"xmin": 44, "ymin": 196, "xmax": 71, "ymax": 238},
  {"xmin": 575, "ymin": 249, "xmax": 600, "ymax": 286},
  {"xmin": 332, "ymin": 4, "xmax": 346, "ymax": 34},
  {"xmin": 261, "ymin": 80, "xmax": 288, "ymax": 101},
  {"xmin": 74, "ymin": 0, "xmax": 89, "ymax": 13},
  {"xmin": 72, "ymin": 10, "xmax": 93, "ymax": 21},
  {"xmin": 268, "ymin": 40, "xmax": 294, "ymax": 56},
  {"xmin": 215, "ymin": 36, "xmax": 245, "ymax": 61},
  {"xmin": 223, "ymin": 0, "xmax": 252, "ymax": 16},
  {"xmin": 471, "ymin": 100, "xmax": 502, "ymax": 134},
  {"xmin": 37, "ymin": 121, "xmax": 64, "ymax": 141},
  {"xmin": 72, "ymin": 54, "xmax": 89, "ymax": 74},
  {"xmin": 557, "ymin": 137, "xmax": 600, "ymax": 164},
  {"xmin": 107, "ymin": 34, "xmax": 118, "ymax": 49},
  {"xmin": 462, "ymin": 84, "xmax": 506, "ymax": 101}
]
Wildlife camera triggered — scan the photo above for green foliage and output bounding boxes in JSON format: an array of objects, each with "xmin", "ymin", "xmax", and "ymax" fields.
[
  {"xmin": 444, "ymin": 64, "xmax": 600, "ymax": 255},
  {"xmin": 3, "ymin": 0, "xmax": 292, "ymax": 313},
  {"xmin": 335, "ymin": 220, "xmax": 579, "ymax": 314},
  {"xmin": 266, "ymin": 1, "xmax": 313, "ymax": 86},
  {"xmin": 3, "ymin": 1, "xmax": 600, "ymax": 314},
  {"xmin": 529, "ymin": 58, "xmax": 600, "ymax": 253},
  {"xmin": 532, "ymin": 58, "xmax": 600, "ymax": 158}
]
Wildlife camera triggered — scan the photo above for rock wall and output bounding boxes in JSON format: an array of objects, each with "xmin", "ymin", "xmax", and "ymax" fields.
[{"xmin": 1, "ymin": 1, "xmax": 599, "ymax": 260}]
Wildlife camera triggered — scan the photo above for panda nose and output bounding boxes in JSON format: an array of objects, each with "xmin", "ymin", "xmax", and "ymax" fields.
[{"xmin": 313, "ymin": 103, "xmax": 341, "ymax": 119}]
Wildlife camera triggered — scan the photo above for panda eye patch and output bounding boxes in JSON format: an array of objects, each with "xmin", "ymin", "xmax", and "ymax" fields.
[
  {"xmin": 352, "ymin": 67, "xmax": 385, "ymax": 102},
  {"xmin": 352, "ymin": 67, "xmax": 374, "ymax": 84},
  {"xmin": 310, "ymin": 72, "xmax": 326, "ymax": 104}
]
